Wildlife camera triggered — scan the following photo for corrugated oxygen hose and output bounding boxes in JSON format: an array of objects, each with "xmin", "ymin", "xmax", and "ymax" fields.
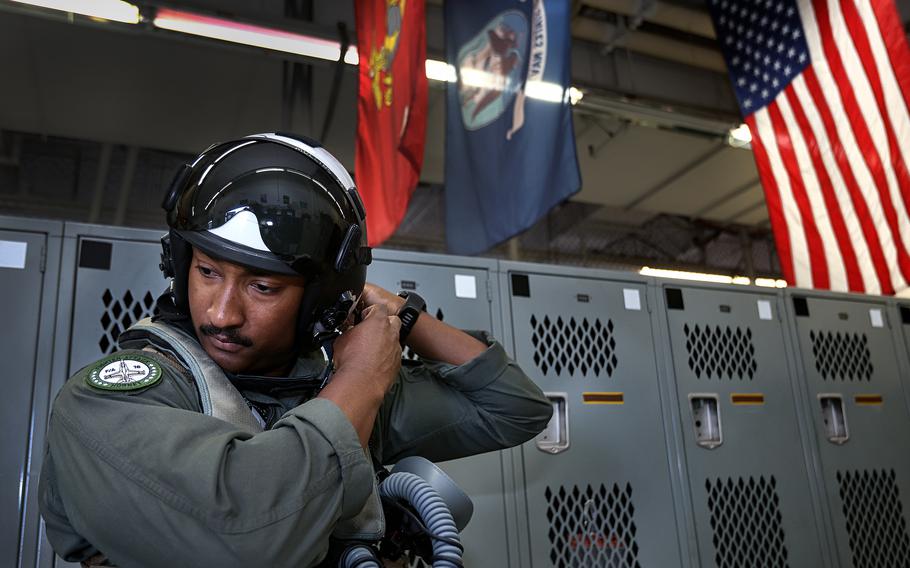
[{"xmin": 378, "ymin": 471, "xmax": 463, "ymax": 568}]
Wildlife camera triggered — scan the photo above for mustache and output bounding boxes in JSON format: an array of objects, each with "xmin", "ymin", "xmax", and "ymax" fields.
[{"xmin": 199, "ymin": 324, "xmax": 253, "ymax": 347}]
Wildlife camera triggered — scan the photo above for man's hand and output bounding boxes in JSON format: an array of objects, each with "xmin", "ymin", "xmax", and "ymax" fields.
[
  {"xmin": 333, "ymin": 303, "xmax": 402, "ymax": 397},
  {"xmin": 359, "ymin": 283, "xmax": 405, "ymax": 315},
  {"xmin": 318, "ymin": 303, "xmax": 402, "ymax": 447}
]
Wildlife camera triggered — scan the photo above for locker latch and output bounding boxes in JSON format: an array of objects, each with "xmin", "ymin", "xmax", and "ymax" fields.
[
  {"xmin": 689, "ymin": 394, "xmax": 722, "ymax": 450},
  {"xmin": 819, "ymin": 394, "xmax": 849, "ymax": 445},
  {"xmin": 536, "ymin": 393, "xmax": 569, "ymax": 454}
]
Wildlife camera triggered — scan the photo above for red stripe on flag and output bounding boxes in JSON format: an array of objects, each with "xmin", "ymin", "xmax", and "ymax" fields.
[
  {"xmin": 746, "ymin": 114, "xmax": 796, "ymax": 286},
  {"xmin": 870, "ymin": 0, "xmax": 910, "ymax": 117},
  {"xmin": 784, "ymin": 87, "xmax": 865, "ymax": 292},
  {"xmin": 813, "ymin": 0, "xmax": 910, "ymax": 288},
  {"xmin": 766, "ymin": 101, "xmax": 830, "ymax": 288},
  {"xmin": 802, "ymin": 68, "xmax": 894, "ymax": 294},
  {"xmin": 841, "ymin": 0, "xmax": 910, "ymax": 214}
]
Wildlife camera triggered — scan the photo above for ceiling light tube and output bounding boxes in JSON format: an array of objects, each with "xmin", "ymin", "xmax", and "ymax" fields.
[
  {"xmin": 640, "ymin": 266, "xmax": 753, "ymax": 285},
  {"xmin": 11, "ymin": 0, "xmax": 139, "ymax": 23},
  {"xmin": 153, "ymin": 8, "xmax": 358, "ymax": 64}
]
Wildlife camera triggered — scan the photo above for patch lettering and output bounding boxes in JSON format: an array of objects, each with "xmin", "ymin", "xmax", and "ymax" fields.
[{"xmin": 86, "ymin": 354, "xmax": 162, "ymax": 392}]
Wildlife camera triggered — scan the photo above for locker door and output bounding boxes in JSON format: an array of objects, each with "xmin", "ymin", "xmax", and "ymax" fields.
[
  {"xmin": 788, "ymin": 293, "xmax": 910, "ymax": 568},
  {"xmin": 507, "ymin": 270, "xmax": 683, "ymax": 568},
  {"xmin": 661, "ymin": 285, "xmax": 827, "ymax": 567}
]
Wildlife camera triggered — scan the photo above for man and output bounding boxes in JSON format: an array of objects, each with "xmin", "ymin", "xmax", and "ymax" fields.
[{"xmin": 38, "ymin": 133, "xmax": 552, "ymax": 567}]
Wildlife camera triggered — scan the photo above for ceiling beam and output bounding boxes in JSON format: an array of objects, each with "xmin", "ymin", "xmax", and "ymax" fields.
[
  {"xmin": 624, "ymin": 141, "xmax": 726, "ymax": 210},
  {"xmin": 694, "ymin": 176, "xmax": 761, "ymax": 217}
]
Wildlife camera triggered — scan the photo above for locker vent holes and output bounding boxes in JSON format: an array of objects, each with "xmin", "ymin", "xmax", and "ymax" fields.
[
  {"xmin": 99, "ymin": 290, "xmax": 156, "ymax": 354},
  {"xmin": 706, "ymin": 476, "xmax": 789, "ymax": 568},
  {"xmin": 684, "ymin": 324, "xmax": 757, "ymax": 380},
  {"xmin": 530, "ymin": 315, "xmax": 617, "ymax": 377},
  {"xmin": 545, "ymin": 484, "xmax": 640, "ymax": 568},
  {"xmin": 838, "ymin": 469, "xmax": 910, "ymax": 568},
  {"xmin": 810, "ymin": 331, "xmax": 873, "ymax": 381},
  {"xmin": 402, "ymin": 308, "xmax": 444, "ymax": 360}
]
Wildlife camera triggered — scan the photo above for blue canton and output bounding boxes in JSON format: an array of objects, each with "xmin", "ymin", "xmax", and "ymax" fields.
[{"xmin": 707, "ymin": 0, "xmax": 812, "ymax": 114}]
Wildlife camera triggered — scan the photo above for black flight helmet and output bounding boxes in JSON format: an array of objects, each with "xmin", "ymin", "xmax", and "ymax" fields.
[{"xmin": 160, "ymin": 133, "xmax": 371, "ymax": 350}]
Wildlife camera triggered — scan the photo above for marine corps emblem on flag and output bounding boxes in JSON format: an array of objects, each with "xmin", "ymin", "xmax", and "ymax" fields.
[
  {"xmin": 457, "ymin": 10, "xmax": 528, "ymax": 131},
  {"xmin": 367, "ymin": 0, "xmax": 404, "ymax": 110}
]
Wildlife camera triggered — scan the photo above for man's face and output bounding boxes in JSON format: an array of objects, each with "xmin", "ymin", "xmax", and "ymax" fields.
[{"xmin": 187, "ymin": 247, "xmax": 306, "ymax": 376}]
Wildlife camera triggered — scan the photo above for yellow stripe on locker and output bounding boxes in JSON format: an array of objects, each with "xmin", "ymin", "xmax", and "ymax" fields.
[
  {"xmin": 583, "ymin": 392, "xmax": 624, "ymax": 404},
  {"xmin": 855, "ymin": 394, "xmax": 884, "ymax": 406},
  {"xmin": 731, "ymin": 393, "xmax": 765, "ymax": 405}
]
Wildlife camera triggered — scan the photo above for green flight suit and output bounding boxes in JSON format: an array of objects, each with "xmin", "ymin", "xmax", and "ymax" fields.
[{"xmin": 38, "ymin": 324, "xmax": 551, "ymax": 568}]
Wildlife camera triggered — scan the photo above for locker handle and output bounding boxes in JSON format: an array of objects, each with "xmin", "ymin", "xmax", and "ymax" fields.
[
  {"xmin": 819, "ymin": 394, "xmax": 849, "ymax": 445},
  {"xmin": 536, "ymin": 393, "xmax": 569, "ymax": 454},
  {"xmin": 689, "ymin": 394, "xmax": 722, "ymax": 450}
]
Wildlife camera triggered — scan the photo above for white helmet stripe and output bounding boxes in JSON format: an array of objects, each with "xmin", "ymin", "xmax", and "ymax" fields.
[{"xmin": 247, "ymin": 133, "xmax": 356, "ymax": 190}]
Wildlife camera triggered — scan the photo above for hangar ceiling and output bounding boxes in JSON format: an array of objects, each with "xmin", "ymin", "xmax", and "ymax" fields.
[{"xmin": 0, "ymin": 0, "xmax": 908, "ymax": 275}]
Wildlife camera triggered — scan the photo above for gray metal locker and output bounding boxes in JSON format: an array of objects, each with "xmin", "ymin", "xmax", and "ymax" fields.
[
  {"xmin": 655, "ymin": 282, "xmax": 830, "ymax": 568},
  {"xmin": 889, "ymin": 301, "xmax": 910, "ymax": 416},
  {"xmin": 499, "ymin": 261, "xmax": 685, "ymax": 568},
  {"xmin": 44, "ymin": 222, "xmax": 167, "ymax": 568},
  {"xmin": 369, "ymin": 249, "xmax": 516, "ymax": 568},
  {"xmin": 784, "ymin": 289, "xmax": 910, "ymax": 568},
  {"xmin": 0, "ymin": 216, "xmax": 62, "ymax": 568}
]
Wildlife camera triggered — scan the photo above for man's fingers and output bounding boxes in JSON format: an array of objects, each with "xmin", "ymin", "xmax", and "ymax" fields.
[
  {"xmin": 361, "ymin": 302, "xmax": 389, "ymax": 319},
  {"xmin": 388, "ymin": 315, "xmax": 402, "ymax": 332}
]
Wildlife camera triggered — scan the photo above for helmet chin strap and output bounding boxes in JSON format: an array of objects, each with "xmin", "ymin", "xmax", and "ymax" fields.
[{"xmin": 312, "ymin": 290, "xmax": 359, "ymax": 391}]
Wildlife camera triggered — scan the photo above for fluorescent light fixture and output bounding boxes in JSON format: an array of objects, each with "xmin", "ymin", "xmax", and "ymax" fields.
[
  {"xmin": 425, "ymin": 59, "xmax": 456, "ymax": 82},
  {"xmin": 153, "ymin": 8, "xmax": 358, "ymax": 64},
  {"xmin": 12, "ymin": 0, "xmax": 139, "ymax": 23},
  {"xmin": 641, "ymin": 266, "xmax": 753, "ymax": 286},
  {"xmin": 728, "ymin": 123, "xmax": 752, "ymax": 148},
  {"xmin": 150, "ymin": 9, "xmax": 584, "ymax": 99},
  {"xmin": 568, "ymin": 86, "xmax": 584, "ymax": 106},
  {"xmin": 754, "ymin": 277, "xmax": 788, "ymax": 288}
]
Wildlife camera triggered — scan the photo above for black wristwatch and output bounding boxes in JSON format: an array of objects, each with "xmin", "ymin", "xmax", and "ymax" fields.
[{"xmin": 396, "ymin": 291, "xmax": 426, "ymax": 344}]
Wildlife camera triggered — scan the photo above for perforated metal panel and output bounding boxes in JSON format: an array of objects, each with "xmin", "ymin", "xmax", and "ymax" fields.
[
  {"xmin": 530, "ymin": 315, "xmax": 617, "ymax": 377},
  {"xmin": 365, "ymin": 251, "xmax": 512, "ymax": 568},
  {"xmin": 810, "ymin": 331, "xmax": 873, "ymax": 382},
  {"xmin": 786, "ymin": 291, "xmax": 910, "ymax": 568},
  {"xmin": 683, "ymin": 324, "xmax": 757, "ymax": 380},
  {"xmin": 502, "ymin": 263, "xmax": 684, "ymax": 568},
  {"xmin": 837, "ymin": 469, "xmax": 910, "ymax": 568},
  {"xmin": 545, "ymin": 483, "xmax": 640, "ymax": 568},
  {"xmin": 67, "ymin": 233, "xmax": 165, "ymax": 374},
  {"xmin": 705, "ymin": 476, "xmax": 788, "ymax": 568},
  {"xmin": 659, "ymin": 285, "xmax": 826, "ymax": 568}
]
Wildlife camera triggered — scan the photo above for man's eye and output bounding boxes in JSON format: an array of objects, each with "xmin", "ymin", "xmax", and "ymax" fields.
[
  {"xmin": 253, "ymin": 283, "xmax": 276, "ymax": 293},
  {"xmin": 196, "ymin": 266, "xmax": 215, "ymax": 277}
]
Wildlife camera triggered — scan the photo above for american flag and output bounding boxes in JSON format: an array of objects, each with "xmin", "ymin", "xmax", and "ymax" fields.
[{"xmin": 708, "ymin": 0, "xmax": 910, "ymax": 294}]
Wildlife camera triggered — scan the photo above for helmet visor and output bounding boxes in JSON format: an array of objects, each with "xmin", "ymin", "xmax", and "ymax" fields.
[{"xmin": 169, "ymin": 167, "xmax": 351, "ymax": 272}]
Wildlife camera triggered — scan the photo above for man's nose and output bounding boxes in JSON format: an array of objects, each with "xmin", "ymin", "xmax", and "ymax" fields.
[{"xmin": 208, "ymin": 283, "xmax": 244, "ymax": 329}]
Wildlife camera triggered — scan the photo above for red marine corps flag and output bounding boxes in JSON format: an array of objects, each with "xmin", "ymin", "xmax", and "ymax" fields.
[
  {"xmin": 708, "ymin": 0, "xmax": 910, "ymax": 295},
  {"xmin": 355, "ymin": 0, "xmax": 428, "ymax": 246}
]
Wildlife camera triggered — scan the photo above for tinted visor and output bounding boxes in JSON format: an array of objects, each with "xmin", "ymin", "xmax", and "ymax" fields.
[{"xmin": 170, "ymin": 166, "xmax": 351, "ymax": 274}]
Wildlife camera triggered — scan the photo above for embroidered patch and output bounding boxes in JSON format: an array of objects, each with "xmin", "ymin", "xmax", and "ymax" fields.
[{"xmin": 86, "ymin": 354, "xmax": 162, "ymax": 391}]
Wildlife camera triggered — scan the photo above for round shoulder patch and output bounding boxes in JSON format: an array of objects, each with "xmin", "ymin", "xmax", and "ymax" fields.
[{"xmin": 85, "ymin": 354, "xmax": 163, "ymax": 392}]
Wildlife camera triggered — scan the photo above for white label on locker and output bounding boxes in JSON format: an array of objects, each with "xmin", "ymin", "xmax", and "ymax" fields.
[
  {"xmin": 757, "ymin": 300, "xmax": 773, "ymax": 320},
  {"xmin": 869, "ymin": 309, "xmax": 884, "ymax": 328},
  {"xmin": 454, "ymin": 274, "xmax": 477, "ymax": 299},
  {"xmin": 0, "ymin": 240, "xmax": 27, "ymax": 269},
  {"xmin": 623, "ymin": 288, "xmax": 641, "ymax": 310}
]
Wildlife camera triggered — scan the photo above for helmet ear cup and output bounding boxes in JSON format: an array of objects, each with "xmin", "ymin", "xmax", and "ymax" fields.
[{"xmin": 164, "ymin": 230, "xmax": 193, "ymax": 314}]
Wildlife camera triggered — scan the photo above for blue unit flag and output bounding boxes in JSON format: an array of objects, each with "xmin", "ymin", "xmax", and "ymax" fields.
[{"xmin": 445, "ymin": 0, "xmax": 581, "ymax": 255}]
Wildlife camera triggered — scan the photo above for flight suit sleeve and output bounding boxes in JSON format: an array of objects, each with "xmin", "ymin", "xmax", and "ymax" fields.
[
  {"xmin": 371, "ymin": 331, "xmax": 552, "ymax": 464},
  {"xmin": 39, "ymin": 349, "xmax": 373, "ymax": 568}
]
